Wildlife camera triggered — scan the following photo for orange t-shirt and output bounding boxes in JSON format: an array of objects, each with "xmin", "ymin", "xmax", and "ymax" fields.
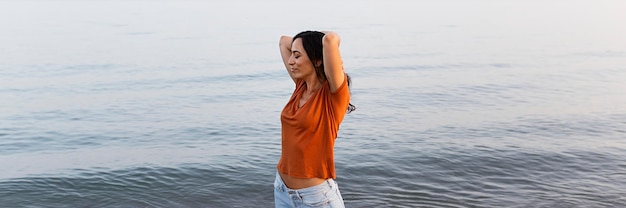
[{"xmin": 277, "ymin": 76, "xmax": 350, "ymax": 179}]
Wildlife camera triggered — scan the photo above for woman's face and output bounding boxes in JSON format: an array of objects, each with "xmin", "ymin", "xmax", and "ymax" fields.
[{"xmin": 288, "ymin": 38, "xmax": 316, "ymax": 80}]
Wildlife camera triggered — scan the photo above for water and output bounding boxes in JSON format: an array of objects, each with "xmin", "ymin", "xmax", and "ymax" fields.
[{"xmin": 1, "ymin": 0, "xmax": 626, "ymax": 207}]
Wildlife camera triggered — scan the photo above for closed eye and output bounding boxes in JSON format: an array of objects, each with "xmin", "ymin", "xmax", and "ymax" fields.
[{"xmin": 292, "ymin": 51, "xmax": 301, "ymax": 59}]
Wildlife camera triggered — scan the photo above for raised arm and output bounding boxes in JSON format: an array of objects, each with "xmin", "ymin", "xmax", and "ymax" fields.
[
  {"xmin": 279, "ymin": 35, "xmax": 296, "ymax": 83},
  {"xmin": 322, "ymin": 32, "xmax": 345, "ymax": 93}
]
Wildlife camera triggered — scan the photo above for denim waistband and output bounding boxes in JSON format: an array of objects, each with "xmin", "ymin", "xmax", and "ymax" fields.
[{"xmin": 274, "ymin": 172, "xmax": 335, "ymax": 195}]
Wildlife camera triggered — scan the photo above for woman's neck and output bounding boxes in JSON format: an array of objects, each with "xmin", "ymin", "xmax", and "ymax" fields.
[{"xmin": 304, "ymin": 77, "xmax": 324, "ymax": 94}]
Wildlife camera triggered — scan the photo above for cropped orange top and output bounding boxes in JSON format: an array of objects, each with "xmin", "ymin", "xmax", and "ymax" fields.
[{"xmin": 277, "ymin": 76, "xmax": 350, "ymax": 179}]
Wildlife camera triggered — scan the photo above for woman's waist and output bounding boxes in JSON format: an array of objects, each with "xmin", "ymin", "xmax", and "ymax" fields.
[{"xmin": 278, "ymin": 172, "xmax": 327, "ymax": 189}]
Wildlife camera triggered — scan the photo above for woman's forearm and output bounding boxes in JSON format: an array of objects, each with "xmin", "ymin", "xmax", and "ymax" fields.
[{"xmin": 279, "ymin": 35, "xmax": 295, "ymax": 82}]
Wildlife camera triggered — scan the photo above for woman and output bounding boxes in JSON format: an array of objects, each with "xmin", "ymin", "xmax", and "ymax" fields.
[{"xmin": 274, "ymin": 30, "xmax": 355, "ymax": 208}]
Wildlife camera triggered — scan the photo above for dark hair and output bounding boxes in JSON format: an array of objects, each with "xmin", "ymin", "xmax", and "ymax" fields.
[{"xmin": 293, "ymin": 31, "xmax": 356, "ymax": 113}]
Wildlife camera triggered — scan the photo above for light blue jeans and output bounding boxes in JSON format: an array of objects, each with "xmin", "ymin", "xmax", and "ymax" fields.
[{"xmin": 274, "ymin": 172, "xmax": 345, "ymax": 208}]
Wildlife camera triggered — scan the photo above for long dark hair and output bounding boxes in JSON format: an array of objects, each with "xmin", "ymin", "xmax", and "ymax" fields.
[{"xmin": 293, "ymin": 31, "xmax": 356, "ymax": 113}]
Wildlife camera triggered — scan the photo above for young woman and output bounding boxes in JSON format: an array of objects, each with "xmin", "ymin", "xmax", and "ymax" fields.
[{"xmin": 274, "ymin": 31, "xmax": 355, "ymax": 208}]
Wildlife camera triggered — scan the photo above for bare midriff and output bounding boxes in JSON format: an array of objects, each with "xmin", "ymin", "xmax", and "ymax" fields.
[{"xmin": 279, "ymin": 172, "xmax": 327, "ymax": 189}]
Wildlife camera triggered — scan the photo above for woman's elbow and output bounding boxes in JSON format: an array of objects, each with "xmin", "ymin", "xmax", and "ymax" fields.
[
  {"xmin": 322, "ymin": 33, "xmax": 340, "ymax": 46},
  {"xmin": 280, "ymin": 36, "xmax": 292, "ymax": 47}
]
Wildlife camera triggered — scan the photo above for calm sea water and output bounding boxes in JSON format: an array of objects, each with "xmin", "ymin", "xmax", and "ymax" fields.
[{"xmin": 1, "ymin": 0, "xmax": 626, "ymax": 207}]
